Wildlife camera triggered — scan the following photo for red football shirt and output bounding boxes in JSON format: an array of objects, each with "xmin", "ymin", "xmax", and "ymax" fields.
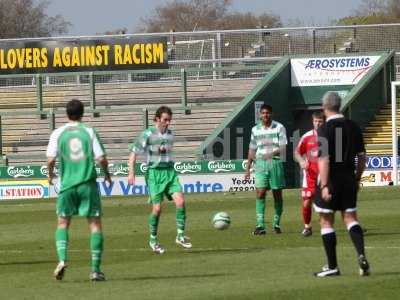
[{"xmin": 296, "ymin": 129, "xmax": 319, "ymax": 189}]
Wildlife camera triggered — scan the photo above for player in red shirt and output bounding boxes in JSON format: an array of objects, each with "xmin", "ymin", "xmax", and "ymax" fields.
[{"xmin": 295, "ymin": 111, "xmax": 324, "ymax": 237}]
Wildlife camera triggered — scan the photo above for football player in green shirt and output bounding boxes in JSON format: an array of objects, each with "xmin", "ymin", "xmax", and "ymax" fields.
[
  {"xmin": 245, "ymin": 104, "xmax": 287, "ymax": 235},
  {"xmin": 47, "ymin": 99, "xmax": 112, "ymax": 281},
  {"xmin": 128, "ymin": 106, "xmax": 192, "ymax": 254}
]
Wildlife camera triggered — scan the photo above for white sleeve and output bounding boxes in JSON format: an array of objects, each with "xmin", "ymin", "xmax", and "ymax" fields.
[
  {"xmin": 249, "ymin": 128, "xmax": 257, "ymax": 150},
  {"xmin": 279, "ymin": 125, "xmax": 288, "ymax": 146},
  {"xmin": 46, "ymin": 130, "xmax": 59, "ymax": 158},
  {"xmin": 91, "ymin": 130, "xmax": 105, "ymax": 159}
]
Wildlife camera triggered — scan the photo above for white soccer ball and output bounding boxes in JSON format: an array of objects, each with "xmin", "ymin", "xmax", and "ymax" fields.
[{"xmin": 212, "ymin": 212, "xmax": 231, "ymax": 230}]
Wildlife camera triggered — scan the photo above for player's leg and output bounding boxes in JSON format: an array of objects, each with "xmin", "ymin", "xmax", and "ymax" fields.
[
  {"xmin": 172, "ymin": 192, "xmax": 192, "ymax": 248},
  {"xmin": 78, "ymin": 182, "xmax": 105, "ymax": 279},
  {"xmin": 146, "ymin": 169, "xmax": 166, "ymax": 254},
  {"xmin": 88, "ymin": 217, "xmax": 105, "ymax": 281},
  {"xmin": 301, "ymin": 172, "xmax": 315, "ymax": 236},
  {"xmin": 342, "ymin": 211, "xmax": 370, "ymax": 276},
  {"xmin": 254, "ymin": 160, "xmax": 268, "ymax": 235},
  {"xmin": 272, "ymin": 189, "xmax": 283, "ymax": 233},
  {"xmin": 302, "ymin": 197, "xmax": 312, "ymax": 236},
  {"xmin": 54, "ymin": 187, "xmax": 76, "ymax": 280},
  {"xmin": 54, "ymin": 216, "xmax": 71, "ymax": 280},
  {"xmin": 166, "ymin": 169, "xmax": 191, "ymax": 248},
  {"xmin": 270, "ymin": 159, "xmax": 285, "ymax": 233},
  {"xmin": 301, "ymin": 192, "xmax": 313, "ymax": 237},
  {"xmin": 340, "ymin": 176, "xmax": 370, "ymax": 276},
  {"xmin": 148, "ymin": 203, "xmax": 165, "ymax": 253},
  {"xmin": 253, "ymin": 187, "xmax": 267, "ymax": 235},
  {"xmin": 314, "ymin": 212, "xmax": 340, "ymax": 277},
  {"xmin": 76, "ymin": 180, "xmax": 106, "ymax": 280}
]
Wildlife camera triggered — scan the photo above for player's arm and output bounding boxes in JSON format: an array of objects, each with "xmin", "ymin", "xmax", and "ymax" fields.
[
  {"xmin": 128, "ymin": 132, "xmax": 147, "ymax": 186},
  {"xmin": 318, "ymin": 156, "xmax": 331, "ymax": 202},
  {"xmin": 318, "ymin": 156, "xmax": 329, "ymax": 188},
  {"xmin": 317, "ymin": 126, "xmax": 331, "ymax": 201},
  {"xmin": 245, "ymin": 129, "xmax": 257, "ymax": 179},
  {"xmin": 127, "ymin": 152, "xmax": 137, "ymax": 186},
  {"xmin": 273, "ymin": 144, "xmax": 286, "ymax": 158},
  {"xmin": 266, "ymin": 124, "xmax": 287, "ymax": 159},
  {"xmin": 294, "ymin": 137, "xmax": 308, "ymax": 170},
  {"xmin": 355, "ymin": 153, "xmax": 366, "ymax": 181},
  {"xmin": 245, "ymin": 148, "xmax": 256, "ymax": 179},
  {"xmin": 47, "ymin": 157, "xmax": 56, "ymax": 185},
  {"xmin": 355, "ymin": 152, "xmax": 366, "ymax": 190},
  {"xmin": 354, "ymin": 124, "xmax": 366, "ymax": 189},
  {"xmin": 46, "ymin": 130, "xmax": 58, "ymax": 185},
  {"xmin": 92, "ymin": 129, "xmax": 112, "ymax": 186},
  {"xmin": 98, "ymin": 155, "xmax": 111, "ymax": 185}
]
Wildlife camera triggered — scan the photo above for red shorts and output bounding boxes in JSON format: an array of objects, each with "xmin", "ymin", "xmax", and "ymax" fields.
[{"xmin": 301, "ymin": 170, "xmax": 317, "ymax": 199}]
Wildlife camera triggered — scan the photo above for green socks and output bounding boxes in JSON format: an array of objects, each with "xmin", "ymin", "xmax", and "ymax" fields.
[
  {"xmin": 256, "ymin": 198, "xmax": 265, "ymax": 228},
  {"xmin": 149, "ymin": 213, "xmax": 160, "ymax": 240},
  {"xmin": 55, "ymin": 228, "xmax": 68, "ymax": 262},
  {"xmin": 149, "ymin": 208, "xmax": 186, "ymax": 241},
  {"xmin": 55, "ymin": 228, "xmax": 103, "ymax": 272},
  {"xmin": 176, "ymin": 207, "xmax": 186, "ymax": 237},
  {"xmin": 273, "ymin": 198, "xmax": 283, "ymax": 228},
  {"xmin": 90, "ymin": 232, "xmax": 104, "ymax": 273}
]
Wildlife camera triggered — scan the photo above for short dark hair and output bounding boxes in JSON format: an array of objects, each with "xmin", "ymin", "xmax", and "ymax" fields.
[
  {"xmin": 154, "ymin": 106, "xmax": 172, "ymax": 121},
  {"xmin": 66, "ymin": 99, "xmax": 84, "ymax": 121},
  {"xmin": 260, "ymin": 104, "xmax": 272, "ymax": 112},
  {"xmin": 312, "ymin": 110, "xmax": 324, "ymax": 120}
]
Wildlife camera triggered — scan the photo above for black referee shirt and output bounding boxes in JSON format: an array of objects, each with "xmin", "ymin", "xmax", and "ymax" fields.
[{"xmin": 317, "ymin": 114, "xmax": 365, "ymax": 178}]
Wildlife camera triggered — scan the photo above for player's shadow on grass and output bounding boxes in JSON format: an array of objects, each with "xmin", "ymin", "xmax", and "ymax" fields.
[
  {"xmin": 370, "ymin": 271, "xmax": 400, "ymax": 277},
  {"xmin": 184, "ymin": 247, "xmax": 266, "ymax": 254},
  {"xmin": 114, "ymin": 273, "xmax": 230, "ymax": 282},
  {"xmin": 69, "ymin": 273, "xmax": 230, "ymax": 283},
  {"xmin": 0, "ymin": 260, "xmax": 54, "ymax": 266},
  {"xmin": 363, "ymin": 231, "xmax": 400, "ymax": 237}
]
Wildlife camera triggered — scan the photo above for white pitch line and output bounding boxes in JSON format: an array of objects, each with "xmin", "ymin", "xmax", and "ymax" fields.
[{"xmin": 0, "ymin": 245, "xmax": 399, "ymax": 254}]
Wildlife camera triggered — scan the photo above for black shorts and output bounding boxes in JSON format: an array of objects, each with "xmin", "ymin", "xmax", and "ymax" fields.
[{"xmin": 313, "ymin": 173, "xmax": 358, "ymax": 213}]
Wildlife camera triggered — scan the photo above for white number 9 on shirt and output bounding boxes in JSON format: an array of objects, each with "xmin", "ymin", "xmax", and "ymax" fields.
[{"xmin": 69, "ymin": 137, "xmax": 84, "ymax": 161}]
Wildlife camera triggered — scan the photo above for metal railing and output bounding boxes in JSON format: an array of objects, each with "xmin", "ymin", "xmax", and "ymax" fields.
[
  {"xmin": 2, "ymin": 23, "xmax": 400, "ymax": 88},
  {"xmin": 0, "ymin": 63, "xmax": 271, "ymax": 116}
]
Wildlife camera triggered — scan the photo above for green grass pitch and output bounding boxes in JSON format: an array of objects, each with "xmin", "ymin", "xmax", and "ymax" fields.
[{"xmin": 0, "ymin": 187, "xmax": 399, "ymax": 299}]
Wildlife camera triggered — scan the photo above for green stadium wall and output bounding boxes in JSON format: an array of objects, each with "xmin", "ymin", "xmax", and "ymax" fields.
[{"xmin": 198, "ymin": 51, "xmax": 395, "ymax": 188}]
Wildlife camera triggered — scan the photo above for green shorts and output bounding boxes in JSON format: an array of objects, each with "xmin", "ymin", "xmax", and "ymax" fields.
[
  {"xmin": 254, "ymin": 158, "xmax": 286, "ymax": 190},
  {"xmin": 56, "ymin": 180, "xmax": 101, "ymax": 218},
  {"xmin": 145, "ymin": 167, "xmax": 182, "ymax": 204}
]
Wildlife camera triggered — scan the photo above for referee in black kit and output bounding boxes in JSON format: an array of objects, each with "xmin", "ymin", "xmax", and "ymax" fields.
[{"xmin": 313, "ymin": 91, "xmax": 370, "ymax": 277}]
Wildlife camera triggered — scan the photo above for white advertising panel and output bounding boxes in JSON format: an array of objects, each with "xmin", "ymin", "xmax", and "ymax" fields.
[
  {"xmin": 0, "ymin": 180, "xmax": 49, "ymax": 200},
  {"xmin": 360, "ymin": 169, "xmax": 397, "ymax": 187},
  {"xmin": 291, "ymin": 56, "xmax": 381, "ymax": 87},
  {"xmin": 49, "ymin": 174, "xmax": 255, "ymax": 197}
]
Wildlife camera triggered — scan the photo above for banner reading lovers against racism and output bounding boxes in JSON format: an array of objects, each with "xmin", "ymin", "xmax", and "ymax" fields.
[
  {"xmin": 0, "ymin": 36, "xmax": 168, "ymax": 74},
  {"xmin": 291, "ymin": 55, "xmax": 380, "ymax": 87}
]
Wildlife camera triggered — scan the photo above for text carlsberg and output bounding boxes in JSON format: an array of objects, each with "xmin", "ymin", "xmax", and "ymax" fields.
[
  {"xmin": 7, "ymin": 166, "xmax": 34, "ymax": 178},
  {"xmin": 108, "ymin": 164, "xmax": 129, "ymax": 176},
  {"xmin": 140, "ymin": 163, "xmax": 148, "ymax": 173},
  {"xmin": 174, "ymin": 162, "xmax": 201, "ymax": 174},
  {"xmin": 208, "ymin": 160, "xmax": 236, "ymax": 173}
]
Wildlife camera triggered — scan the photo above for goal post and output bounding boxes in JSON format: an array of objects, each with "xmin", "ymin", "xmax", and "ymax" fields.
[{"xmin": 391, "ymin": 81, "xmax": 399, "ymax": 185}]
